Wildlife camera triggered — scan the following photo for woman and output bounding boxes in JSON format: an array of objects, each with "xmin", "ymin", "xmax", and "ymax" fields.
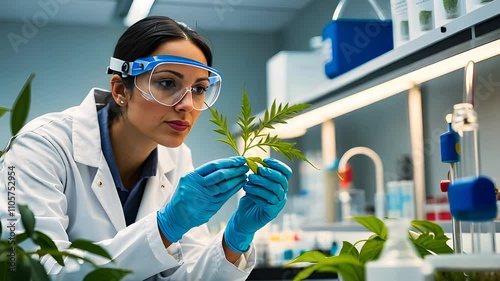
[{"xmin": 0, "ymin": 16, "xmax": 291, "ymax": 280}]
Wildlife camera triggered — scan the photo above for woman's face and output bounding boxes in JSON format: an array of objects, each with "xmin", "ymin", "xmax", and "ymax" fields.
[{"xmin": 124, "ymin": 40, "xmax": 208, "ymax": 148}]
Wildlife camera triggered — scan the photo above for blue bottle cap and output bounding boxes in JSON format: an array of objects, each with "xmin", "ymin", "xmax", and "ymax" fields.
[
  {"xmin": 448, "ymin": 176, "xmax": 498, "ymax": 221},
  {"xmin": 440, "ymin": 122, "xmax": 460, "ymax": 163}
]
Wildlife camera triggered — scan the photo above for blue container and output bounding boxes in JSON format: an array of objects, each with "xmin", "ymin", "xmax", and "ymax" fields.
[{"xmin": 323, "ymin": 19, "xmax": 393, "ymax": 79}]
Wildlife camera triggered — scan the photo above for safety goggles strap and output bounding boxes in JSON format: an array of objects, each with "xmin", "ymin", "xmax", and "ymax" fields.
[{"xmin": 107, "ymin": 57, "xmax": 130, "ymax": 76}]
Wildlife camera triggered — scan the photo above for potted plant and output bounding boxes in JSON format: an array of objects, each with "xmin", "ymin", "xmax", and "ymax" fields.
[
  {"xmin": 419, "ymin": 10, "xmax": 433, "ymax": 31},
  {"xmin": 442, "ymin": 0, "xmax": 459, "ymax": 19}
]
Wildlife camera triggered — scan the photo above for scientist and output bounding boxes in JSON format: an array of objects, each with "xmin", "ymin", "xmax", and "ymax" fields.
[{"xmin": 0, "ymin": 16, "xmax": 291, "ymax": 280}]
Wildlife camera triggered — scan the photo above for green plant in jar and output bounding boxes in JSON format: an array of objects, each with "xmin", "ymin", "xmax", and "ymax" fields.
[
  {"xmin": 442, "ymin": 0, "xmax": 459, "ymax": 18},
  {"xmin": 419, "ymin": 10, "xmax": 433, "ymax": 31}
]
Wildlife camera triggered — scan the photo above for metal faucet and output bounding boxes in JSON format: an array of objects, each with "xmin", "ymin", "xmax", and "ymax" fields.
[{"xmin": 338, "ymin": 146, "xmax": 385, "ymax": 219}]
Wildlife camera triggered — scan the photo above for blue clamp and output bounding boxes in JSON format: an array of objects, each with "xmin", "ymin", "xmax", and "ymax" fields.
[
  {"xmin": 440, "ymin": 122, "xmax": 460, "ymax": 163},
  {"xmin": 448, "ymin": 176, "xmax": 498, "ymax": 221}
]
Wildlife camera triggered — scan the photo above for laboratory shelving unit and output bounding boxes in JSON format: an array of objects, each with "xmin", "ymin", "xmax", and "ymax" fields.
[
  {"xmin": 253, "ymin": 1, "xmax": 500, "ymax": 221},
  {"xmin": 285, "ymin": 1, "xmax": 500, "ymax": 109}
]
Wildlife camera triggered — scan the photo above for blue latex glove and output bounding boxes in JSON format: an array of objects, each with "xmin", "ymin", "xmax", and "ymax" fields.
[
  {"xmin": 157, "ymin": 156, "xmax": 249, "ymax": 242},
  {"xmin": 224, "ymin": 158, "xmax": 292, "ymax": 253}
]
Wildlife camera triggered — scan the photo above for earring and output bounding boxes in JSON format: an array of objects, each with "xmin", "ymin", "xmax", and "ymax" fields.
[{"xmin": 120, "ymin": 100, "xmax": 124, "ymax": 104}]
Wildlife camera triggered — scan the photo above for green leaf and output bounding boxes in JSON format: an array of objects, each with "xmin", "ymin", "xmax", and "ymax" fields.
[
  {"xmin": 358, "ymin": 237, "xmax": 385, "ymax": 264},
  {"xmin": 208, "ymin": 105, "xmax": 239, "ymax": 155},
  {"xmin": 0, "ymin": 240, "xmax": 9, "ymax": 254},
  {"xmin": 0, "ymin": 260, "xmax": 10, "ymax": 281},
  {"xmin": 29, "ymin": 257, "xmax": 51, "ymax": 281},
  {"xmin": 18, "ymin": 204, "xmax": 35, "ymax": 237},
  {"xmin": 410, "ymin": 233, "xmax": 453, "ymax": 257},
  {"xmin": 0, "ymin": 107, "xmax": 10, "ymax": 118},
  {"xmin": 83, "ymin": 268, "xmax": 132, "ymax": 281},
  {"xmin": 294, "ymin": 256, "xmax": 364, "ymax": 281},
  {"xmin": 285, "ymin": 250, "xmax": 327, "ymax": 266},
  {"xmin": 330, "ymin": 262, "xmax": 365, "ymax": 281},
  {"xmin": 246, "ymin": 158, "xmax": 259, "ymax": 174},
  {"xmin": 411, "ymin": 220, "xmax": 447, "ymax": 239},
  {"xmin": 11, "ymin": 73, "xmax": 35, "ymax": 136},
  {"xmin": 246, "ymin": 156, "xmax": 268, "ymax": 168},
  {"xmin": 32, "ymin": 231, "xmax": 64, "ymax": 266},
  {"xmin": 15, "ymin": 252, "xmax": 32, "ymax": 281},
  {"xmin": 16, "ymin": 232, "xmax": 29, "ymax": 244},
  {"xmin": 339, "ymin": 241, "xmax": 359, "ymax": 260},
  {"xmin": 352, "ymin": 216, "xmax": 388, "ymax": 240},
  {"xmin": 69, "ymin": 239, "xmax": 113, "ymax": 260},
  {"xmin": 293, "ymin": 263, "xmax": 322, "ymax": 281}
]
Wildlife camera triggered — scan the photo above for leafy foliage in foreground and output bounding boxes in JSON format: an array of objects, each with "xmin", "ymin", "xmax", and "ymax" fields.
[
  {"xmin": 0, "ymin": 205, "xmax": 131, "ymax": 281},
  {"xmin": 286, "ymin": 216, "xmax": 454, "ymax": 281},
  {"xmin": 208, "ymin": 87, "xmax": 317, "ymax": 173},
  {"xmin": 1, "ymin": 75, "xmax": 131, "ymax": 280}
]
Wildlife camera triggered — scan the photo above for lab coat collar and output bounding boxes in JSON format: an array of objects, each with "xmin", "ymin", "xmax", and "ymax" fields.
[
  {"xmin": 136, "ymin": 160, "xmax": 174, "ymax": 221},
  {"xmin": 72, "ymin": 88, "xmax": 176, "ymax": 174},
  {"xmin": 72, "ymin": 88, "xmax": 110, "ymax": 167},
  {"xmin": 72, "ymin": 88, "xmax": 176, "ymax": 230}
]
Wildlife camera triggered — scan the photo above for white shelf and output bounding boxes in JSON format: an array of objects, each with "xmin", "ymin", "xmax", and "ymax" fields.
[
  {"xmin": 297, "ymin": 1, "xmax": 500, "ymax": 107},
  {"xmin": 300, "ymin": 221, "xmax": 500, "ymax": 233},
  {"xmin": 238, "ymin": 1, "xmax": 500, "ymax": 133}
]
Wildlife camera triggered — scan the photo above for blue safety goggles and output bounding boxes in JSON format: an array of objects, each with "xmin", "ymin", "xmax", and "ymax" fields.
[{"xmin": 107, "ymin": 56, "xmax": 222, "ymax": 111}]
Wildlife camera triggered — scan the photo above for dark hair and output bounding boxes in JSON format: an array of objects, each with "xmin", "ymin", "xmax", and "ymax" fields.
[{"xmin": 107, "ymin": 16, "xmax": 213, "ymax": 121}]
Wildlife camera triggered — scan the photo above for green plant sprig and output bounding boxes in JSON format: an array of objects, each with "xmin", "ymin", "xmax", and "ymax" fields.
[{"xmin": 208, "ymin": 87, "xmax": 318, "ymax": 174}]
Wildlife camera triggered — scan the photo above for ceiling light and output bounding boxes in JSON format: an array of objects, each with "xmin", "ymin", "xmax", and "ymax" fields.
[{"xmin": 123, "ymin": 0, "xmax": 156, "ymax": 27}]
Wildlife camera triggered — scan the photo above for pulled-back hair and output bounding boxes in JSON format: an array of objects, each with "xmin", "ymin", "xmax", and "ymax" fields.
[{"xmin": 107, "ymin": 16, "xmax": 213, "ymax": 120}]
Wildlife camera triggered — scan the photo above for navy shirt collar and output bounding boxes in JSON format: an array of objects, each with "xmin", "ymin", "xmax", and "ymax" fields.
[{"xmin": 97, "ymin": 104, "xmax": 158, "ymax": 192}]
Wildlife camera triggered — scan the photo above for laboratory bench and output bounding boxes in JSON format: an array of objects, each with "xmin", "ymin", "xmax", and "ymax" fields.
[{"xmin": 247, "ymin": 266, "xmax": 337, "ymax": 281}]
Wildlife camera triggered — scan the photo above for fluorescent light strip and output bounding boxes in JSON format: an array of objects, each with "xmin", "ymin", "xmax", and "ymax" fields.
[
  {"xmin": 272, "ymin": 38, "xmax": 500, "ymax": 138},
  {"xmin": 123, "ymin": 0, "xmax": 156, "ymax": 27}
]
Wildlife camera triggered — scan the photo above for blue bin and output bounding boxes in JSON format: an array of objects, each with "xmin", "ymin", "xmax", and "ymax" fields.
[{"xmin": 323, "ymin": 19, "xmax": 393, "ymax": 79}]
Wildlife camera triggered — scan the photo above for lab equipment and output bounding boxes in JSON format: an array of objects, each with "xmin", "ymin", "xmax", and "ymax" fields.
[
  {"xmin": 434, "ymin": 0, "xmax": 466, "ymax": 27},
  {"xmin": 335, "ymin": 164, "xmax": 367, "ymax": 222},
  {"xmin": 390, "ymin": 0, "xmax": 410, "ymax": 47},
  {"xmin": 322, "ymin": 0, "xmax": 393, "ymax": 78},
  {"xmin": 449, "ymin": 61, "xmax": 497, "ymax": 254},
  {"xmin": 266, "ymin": 37, "xmax": 330, "ymax": 107},
  {"xmin": 465, "ymin": 0, "xmax": 495, "ymax": 12},
  {"xmin": 366, "ymin": 219, "xmax": 433, "ymax": 281},
  {"xmin": 439, "ymin": 113, "xmax": 463, "ymax": 253},
  {"xmin": 107, "ymin": 55, "xmax": 222, "ymax": 110},
  {"xmin": 386, "ymin": 156, "xmax": 416, "ymax": 219},
  {"xmin": 224, "ymin": 158, "xmax": 292, "ymax": 253},
  {"xmin": 425, "ymin": 60, "xmax": 500, "ymax": 279},
  {"xmin": 157, "ymin": 156, "xmax": 248, "ymax": 243},
  {"xmin": 407, "ymin": 0, "xmax": 435, "ymax": 40},
  {"xmin": 338, "ymin": 146, "xmax": 385, "ymax": 219}
]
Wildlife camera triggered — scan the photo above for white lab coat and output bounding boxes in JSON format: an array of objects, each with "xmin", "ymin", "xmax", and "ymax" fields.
[{"xmin": 0, "ymin": 88, "xmax": 255, "ymax": 281}]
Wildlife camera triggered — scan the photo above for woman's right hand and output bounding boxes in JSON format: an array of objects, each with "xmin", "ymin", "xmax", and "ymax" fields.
[{"xmin": 157, "ymin": 156, "xmax": 249, "ymax": 243}]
